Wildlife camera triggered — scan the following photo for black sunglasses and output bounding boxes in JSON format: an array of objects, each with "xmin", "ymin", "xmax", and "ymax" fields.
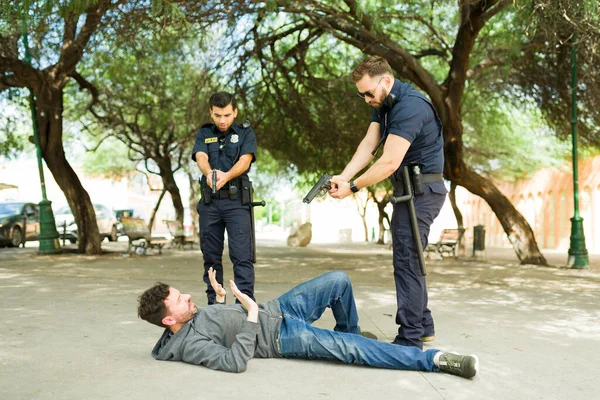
[{"xmin": 357, "ymin": 77, "xmax": 384, "ymax": 99}]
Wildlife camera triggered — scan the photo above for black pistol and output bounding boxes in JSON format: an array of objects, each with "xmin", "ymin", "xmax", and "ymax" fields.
[
  {"xmin": 211, "ymin": 169, "xmax": 217, "ymax": 196},
  {"xmin": 303, "ymin": 173, "xmax": 332, "ymax": 204}
]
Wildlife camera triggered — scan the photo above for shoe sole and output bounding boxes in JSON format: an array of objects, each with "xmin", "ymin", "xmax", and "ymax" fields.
[
  {"xmin": 447, "ymin": 352, "xmax": 480, "ymax": 379},
  {"xmin": 471, "ymin": 354, "xmax": 480, "ymax": 379},
  {"xmin": 422, "ymin": 335, "xmax": 435, "ymax": 342}
]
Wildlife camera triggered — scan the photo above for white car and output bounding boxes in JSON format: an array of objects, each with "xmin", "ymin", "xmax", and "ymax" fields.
[{"xmin": 55, "ymin": 204, "xmax": 118, "ymax": 244}]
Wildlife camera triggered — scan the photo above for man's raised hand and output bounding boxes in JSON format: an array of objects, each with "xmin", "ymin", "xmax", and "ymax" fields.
[
  {"xmin": 208, "ymin": 267, "xmax": 226, "ymax": 304},
  {"xmin": 229, "ymin": 280, "xmax": 258, "ymax": 323}
]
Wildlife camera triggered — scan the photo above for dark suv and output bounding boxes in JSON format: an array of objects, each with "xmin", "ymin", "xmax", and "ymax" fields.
[{"xmin": 0, "ymin": 202, "xmax": 40, "ymax": 247}]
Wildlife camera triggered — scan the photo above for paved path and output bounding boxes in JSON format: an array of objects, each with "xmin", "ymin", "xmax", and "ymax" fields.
[{"xmin": 1, "ymin": 240, "xmax": 598, "ymax": 399}]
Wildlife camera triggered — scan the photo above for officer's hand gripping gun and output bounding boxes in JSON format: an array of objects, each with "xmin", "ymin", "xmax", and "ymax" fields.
[
  {"xmin": 211, "ymin": 169, "xmax": 217, "ymax": 195},
  {"xmin": 303, "ymin": 174, "xmax": 332, "ymax": 204}
]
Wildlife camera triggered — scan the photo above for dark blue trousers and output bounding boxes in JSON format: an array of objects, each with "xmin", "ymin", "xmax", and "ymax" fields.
[
  {"xmin": 197, "ymin": 198, "xmax": 254, "ymax": 304},
  {"xmin": 391, "ymin": 182, "xmax": 446, "ymax": 349}
]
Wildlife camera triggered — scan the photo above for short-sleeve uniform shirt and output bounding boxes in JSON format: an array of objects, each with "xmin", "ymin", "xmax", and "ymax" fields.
[
  {"xmin": 371, "ymin": 79, "xmax": 444, "ymax": 174},
  {"xmin": 191, "ymin": 123, "xmax": 257, "ymax": 184}
]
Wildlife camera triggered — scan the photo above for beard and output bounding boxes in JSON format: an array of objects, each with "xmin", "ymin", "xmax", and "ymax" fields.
[{"xmin": 371, "ymin": 90, "xmax": 388, "ymax": 109}]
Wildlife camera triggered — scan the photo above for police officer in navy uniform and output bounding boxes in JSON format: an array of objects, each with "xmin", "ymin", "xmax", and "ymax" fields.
[
  {"xmin": 192, "ymin": 92, "xmax": 257, "ymax": 305},
  {"xmin": 329, "ymin": 56, "xmax": 447, "ymax": 350}
]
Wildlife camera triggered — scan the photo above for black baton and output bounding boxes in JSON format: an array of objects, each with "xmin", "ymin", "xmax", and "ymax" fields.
[
  {"xmin": 390, "ymin": 166, "xmax": 426, "ymax": 276},
  {"xmin": 249, "ymin": 200, "xmax": 265, "ymax": 263}
]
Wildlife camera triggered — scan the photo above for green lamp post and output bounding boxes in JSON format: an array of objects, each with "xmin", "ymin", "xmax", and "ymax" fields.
[
  {"xmin": 22, "ymin": 22, "xmax": 61, "ymax": 254},
  {"xmin": 567, "ymin": 36, "xmax": 589, "ymax": 269}
]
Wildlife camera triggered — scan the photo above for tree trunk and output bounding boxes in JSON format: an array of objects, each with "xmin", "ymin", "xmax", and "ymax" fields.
[
  {"xmin": 156, "ymin": 158, "xmax": 184, "ymax": 226},
  {"xmin": 453, "ymin": 168, "xmax": 546, "ymax": 264},
  {"xmin": 449, "ymin": 182, "xmax": 465, "ymax": 255},
  {"xmin": 376, "ymin": 198, "xmax": 391, "ymax": 245},
  {"xmin": 449, "ymin": 182, "xmax": 464, "ymax": 229},
  {"xmin": 37, "ymin": 82, "xmax": 101, "ymax": 254},
  {"xmin": 353, "ymin": 194, "xmax": 370, "ymax": 242},
  {"xmin": 188, "ymin": 172, "xmax": 199, "ymax": 237},
  {"xmin": 148, "ymin": 188, "xmax": 167, "ymax": 235},
  {"xmin": 369, "ymin": 191, "xmax": 391, "ymax": 245}
]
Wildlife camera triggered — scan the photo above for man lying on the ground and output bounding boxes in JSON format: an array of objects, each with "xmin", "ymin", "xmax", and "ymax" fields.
[{"xmin": 137, "ymin": 269, "xmax": 479, "ymax": 379}]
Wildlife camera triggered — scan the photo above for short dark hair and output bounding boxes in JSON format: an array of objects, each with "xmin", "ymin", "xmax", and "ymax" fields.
[
  {"xmin": 138, "ymin": 282, "xmax": 170, "ymax": 328},
  {"xmin": 209, "ymin": 92, "xmax": 237, "ymax": 109},
  {"xmin": 351, "ymin": 56, "xmax": 394, "ymax": 82}
]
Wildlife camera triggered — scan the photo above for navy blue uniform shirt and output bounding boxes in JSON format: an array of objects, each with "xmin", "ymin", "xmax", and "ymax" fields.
[
  {"xmin": 371, "ymin": 79, "xmax": 444, "ymax": 174},
  {"xmin": 191, "ymin": 122, "xmax": 257, "ymax": 184}
]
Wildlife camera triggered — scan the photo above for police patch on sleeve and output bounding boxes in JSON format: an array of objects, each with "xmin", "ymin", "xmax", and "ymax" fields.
[
  {"xmin": 230, "ymin": 134, "xmax": 239, "ymax": 143},
  {"xmin": 205, "ymin": 137, "xmax": 218, "ymax": 144}
]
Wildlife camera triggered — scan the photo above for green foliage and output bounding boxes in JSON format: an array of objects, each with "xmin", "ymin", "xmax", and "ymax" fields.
[
  {"xmin": 228, "ymin": 0, "xmax": 588, "ymax": 187},
  {"xmin": 462, "ymin": 92, "xmax": 570, "ymax": 180},
  {"xmin": 79, "ymin": 137, "xmax": 136, "ymax": 179},
  {"xmin": 512, "ymin": 0, "xmax": 600, "ymax": 147},
  {"xmin": 0, "ymin": 96, "xmax": 30, "ymax": 159},
  {"xmin": 81, "ymin": 28, "xmax": 214, "ymax": 168}
]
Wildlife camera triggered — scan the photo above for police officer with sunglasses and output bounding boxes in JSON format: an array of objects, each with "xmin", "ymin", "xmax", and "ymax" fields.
[{"xmin": 329, "ymin": 56, "xmax": 447, "ymax": 350}]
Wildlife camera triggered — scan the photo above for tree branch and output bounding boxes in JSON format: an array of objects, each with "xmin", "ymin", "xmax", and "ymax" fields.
[
  {"xmin": 55, "ymin": 0, "xmax": 110, "ymax": 79},
  {"xmin": 0, "ymin": 72, "xmax": 26, "ymax": 91},
  {"xmin": 69, "ymin": 71, "xmax": 99, "ymax": 106},
  {"xmin": 466, "ymin": 56, "xmax": 505, "ymax": 79}
]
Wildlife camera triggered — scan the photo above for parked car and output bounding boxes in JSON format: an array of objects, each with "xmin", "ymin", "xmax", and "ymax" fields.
[
  {"xmin": 0, "ymin": 202, "xmax": 40, "ymax": 247},
  {"xmin": 54, "ymin": 204, "xmax": 118, "ymax": 244}
]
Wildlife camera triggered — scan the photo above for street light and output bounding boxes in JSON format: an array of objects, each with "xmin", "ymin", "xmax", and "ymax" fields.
[
  {"xmin": 567, "ymin": 36, "xmax": 589, "ymax": 269},
  {"xmin": 22, "ymin": 21, "xmax": 61, "ymax": 254}
]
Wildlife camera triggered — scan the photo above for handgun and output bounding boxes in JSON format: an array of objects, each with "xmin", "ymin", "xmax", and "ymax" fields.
[
  {"xmin": 212, "ymin": 169, "xmax": 217, "ymax": 195},
  {"xmin": 303, "ymin": 173, "xmax": 332, "ymax": 204}
]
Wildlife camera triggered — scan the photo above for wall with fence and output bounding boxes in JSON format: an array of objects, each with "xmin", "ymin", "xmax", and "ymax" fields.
[{"xmin": 458, "ymin": 156, "xmax": 600, "ymax": 253}]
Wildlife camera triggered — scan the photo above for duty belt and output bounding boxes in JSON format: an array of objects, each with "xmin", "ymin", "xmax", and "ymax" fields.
[
  {"xmin": 419, "ymin": 172, "xmax": 443, "ymax": 183},
  {"xmin": 213, "ymin": 188, "xmax": 233, "ymax": 199},
  {"xmin": 394, "ymin": 172, "xmax": 443, "ymax": 185},
  {"xmin": 392, "ymin": 172, "xmax": 443, "ymax": 197}
]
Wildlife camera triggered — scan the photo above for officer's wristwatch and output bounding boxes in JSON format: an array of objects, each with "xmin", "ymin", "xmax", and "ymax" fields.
[{"xmin": 349, "ymin": 181, "xmax": 360, "ymax": 193}]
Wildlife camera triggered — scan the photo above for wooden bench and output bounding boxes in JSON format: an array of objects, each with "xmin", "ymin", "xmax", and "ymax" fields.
[
  {"xmin": 163, "ymin": 220, "xmax": 198, "ymax": 250},
  {"xmin": 424, "ymin": 228, "xmax": 465, "ymax": 259},
  {"xmin": 120, "ymin": 217, "xmax": 170, "ymax": 255}
]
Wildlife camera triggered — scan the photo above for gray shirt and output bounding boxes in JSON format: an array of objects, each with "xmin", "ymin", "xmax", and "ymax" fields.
[{"xmin": 151, "ymin": 299, "xmax": 283, "ymax": 373}]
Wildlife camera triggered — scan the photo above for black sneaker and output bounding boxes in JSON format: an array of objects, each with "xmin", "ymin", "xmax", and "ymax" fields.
[{"xmin": 439, "ymin": 353, "xmax": 479, "ymax": 379}]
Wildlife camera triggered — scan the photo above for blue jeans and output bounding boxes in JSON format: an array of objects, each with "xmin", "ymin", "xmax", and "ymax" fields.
[{"xmin": 277, "ymin": 271, "xmax": 439, "ymax": 371}]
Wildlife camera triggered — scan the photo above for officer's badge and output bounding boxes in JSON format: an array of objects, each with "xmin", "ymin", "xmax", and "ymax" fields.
[
  {"xmin": 205, "ymin": 137, "xmax": 218, "ymax": 144},
  {"xmin": 230, "ymin": 134, "xmax": 239, "ymax": 143}
]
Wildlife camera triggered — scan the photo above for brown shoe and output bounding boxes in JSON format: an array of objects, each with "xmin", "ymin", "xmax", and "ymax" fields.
[{"xmin": 422, "ymin": 334, "xmax": 436, "ymax": 342}]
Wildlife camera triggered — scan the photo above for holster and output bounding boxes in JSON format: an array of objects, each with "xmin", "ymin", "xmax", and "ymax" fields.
[
  {"xmin": 241, "ymin": 180, "xmax": 252, "ymax": 205},
  {"xmin": 201, "ymin": 182, "xmax": 212, "ymax": 204},
  {"xmin": 391, "ymin": 163, "xmax": 441, "ymax": 198}
]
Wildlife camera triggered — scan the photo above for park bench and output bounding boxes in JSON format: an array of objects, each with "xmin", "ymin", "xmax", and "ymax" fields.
[
  {"xmin": 163, "ymin": 219, "xmax": 198, "ymax": 250},
  {"xmin": 120, "ymin": 217, "xmax": 170, "ymax": 255},
  {"xmin": 424, "ymin": 228, "xmax": 465, "ymax": 259}
]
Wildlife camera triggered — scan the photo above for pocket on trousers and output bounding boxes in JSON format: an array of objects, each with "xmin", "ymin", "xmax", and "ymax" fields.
[
  {"xmin": 427, "ymin": 181, "xmax": 448, "ymax": 195},
  {"xmin": 394, "ymin": 236, "xmax": 412, "ymax": 270}
]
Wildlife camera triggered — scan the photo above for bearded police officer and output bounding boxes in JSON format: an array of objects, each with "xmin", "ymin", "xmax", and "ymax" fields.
[
  {"xmin": 329, "ymin": 56, "xmax": 447, "ymax": 349},
  {"xmin": 192, "ymin": 92, "xmax": 257, "ymax": 304}
]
